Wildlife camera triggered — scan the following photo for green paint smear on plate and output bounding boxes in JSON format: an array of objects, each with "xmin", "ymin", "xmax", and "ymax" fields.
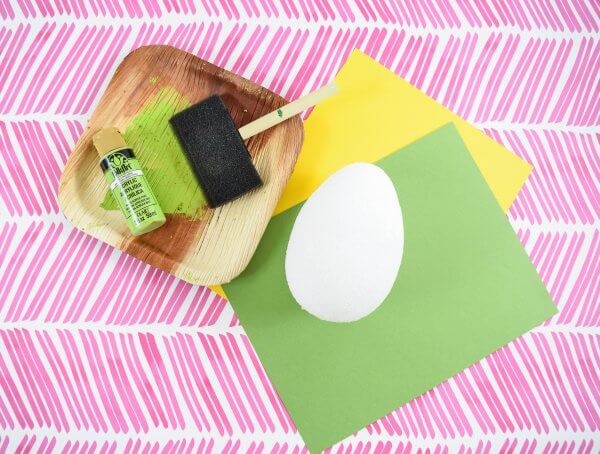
[{"xmin": 101, "ymin": 87, "xmax": 207, "ymax": 219}]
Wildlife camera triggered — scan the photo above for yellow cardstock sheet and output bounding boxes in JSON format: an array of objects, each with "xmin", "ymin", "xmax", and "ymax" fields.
[{"xmin": 213, "ymin": 49, "xmax": 532, "ymax": 296}]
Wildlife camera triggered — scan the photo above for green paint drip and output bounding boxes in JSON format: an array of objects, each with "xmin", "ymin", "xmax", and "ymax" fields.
[{"xmin": 101, "ymin": 87, "xmax": 207, "ymax": 219}]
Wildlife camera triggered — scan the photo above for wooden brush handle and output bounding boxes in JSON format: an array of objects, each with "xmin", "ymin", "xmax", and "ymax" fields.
[{"xmin": 238, "ymin": 82, "xmax": 338, "ymax": 140}]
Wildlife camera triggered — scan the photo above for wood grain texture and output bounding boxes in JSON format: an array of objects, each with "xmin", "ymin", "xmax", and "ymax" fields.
[{"xmin": 58, "ymin": 45, "xmax": 304, "ymax": 285}]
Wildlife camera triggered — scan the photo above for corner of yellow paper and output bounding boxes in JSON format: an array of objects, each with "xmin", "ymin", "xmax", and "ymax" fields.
[{"xmin": 210, "ymin": 285, "xmax": 226, "ymax": 298}]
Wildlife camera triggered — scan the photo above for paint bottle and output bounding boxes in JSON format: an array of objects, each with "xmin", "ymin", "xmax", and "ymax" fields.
[{"xmin": 93, "ymin": 127, "xmax": 166, "ymax": 236}]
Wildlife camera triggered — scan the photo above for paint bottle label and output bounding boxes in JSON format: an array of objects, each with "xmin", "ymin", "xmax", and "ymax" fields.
[{"xmin": 100, "ymin": 147, "xmax": 166, "ymax": 235}]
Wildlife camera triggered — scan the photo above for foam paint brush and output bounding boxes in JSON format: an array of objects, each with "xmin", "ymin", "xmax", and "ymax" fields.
[{"xmin": 169, "ymin": 83, "xmax": 338, "ymax": 208}]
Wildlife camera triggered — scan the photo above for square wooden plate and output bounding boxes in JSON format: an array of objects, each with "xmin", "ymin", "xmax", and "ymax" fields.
[{"xmin": 58, "ymin": 45, "xmax": 304, "ymax": 285}]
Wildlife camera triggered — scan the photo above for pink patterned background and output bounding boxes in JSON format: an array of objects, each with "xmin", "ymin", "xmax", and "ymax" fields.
[{"xmin": 0, "ymin": 0, "xmax": 598, "ymax": 452}]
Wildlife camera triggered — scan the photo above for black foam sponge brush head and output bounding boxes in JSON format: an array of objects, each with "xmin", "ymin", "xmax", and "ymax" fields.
[{"xmin": 169, "ymin": 94, "xmax": 263, "ymax": 208}]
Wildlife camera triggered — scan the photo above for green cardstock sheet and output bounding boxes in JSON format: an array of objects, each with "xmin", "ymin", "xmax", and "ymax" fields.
[{"xmin": 222, "ymin": 124, "xmax": 557, "ymax": 452}]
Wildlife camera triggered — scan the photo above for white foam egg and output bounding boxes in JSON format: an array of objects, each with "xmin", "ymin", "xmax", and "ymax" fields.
[{"xmin": 285, "ymin": 162, "xmax": 404, "ymax": 323}]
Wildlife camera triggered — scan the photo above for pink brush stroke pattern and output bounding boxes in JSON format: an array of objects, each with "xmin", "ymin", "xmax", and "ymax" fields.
[{"xmin": 0, "ymin": 0, "xmax": 598, "ymax": 451}]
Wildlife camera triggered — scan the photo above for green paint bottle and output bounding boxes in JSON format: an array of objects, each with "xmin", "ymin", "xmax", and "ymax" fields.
[{"xmin": 93, "ymin": 127, "xmax": 166, "ymax": 236}]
